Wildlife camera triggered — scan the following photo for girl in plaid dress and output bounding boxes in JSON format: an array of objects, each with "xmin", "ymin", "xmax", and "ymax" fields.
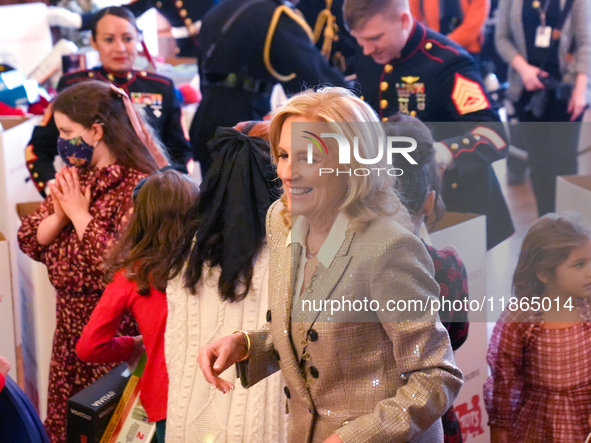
[{"xmin": 485, "ymin": 214, "xmax": 591, "ymax": 443}]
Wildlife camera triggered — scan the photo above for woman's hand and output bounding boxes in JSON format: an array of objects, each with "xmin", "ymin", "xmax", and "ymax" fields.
[
  {"xmin": 490, "ymin": 426, "xmax": 508, "ymax": 443},
  {"xmin": 52, "ymin": 167, "xmax": 93, "ymax": 240},
  {"xmin": 54, "ymin": 167, "xmax": 92, "ymax": 218},
  {"xmin": 512, "ymin": 55, "xmax": 546, "ymax": 91},
  {"xmin": 197, "ymin": 332, "xmax": 248, "ymax": 393},
  {"xmin": 322, "ymin": 434, "xmax": 343, "ymax": 443},
  {"xmin": 568, "ymin": 89, "xmax": 587, "ymax": 121},
  {"xmin": 0, "ymin": 356, "xmax": 11, "ymax": 378},
  {"xmin": 49, "ymin": 169, "xmax": 68, "ymax": 223},
  {"xmin": 36, "ymin": 173, "xmax": 71, "ymax": 246},
  {"xmin": 568, "ymin": 73, "xmax": 589, "ymax": 121},
  {"xmin": 519, "ymin": 64, "xmax": 546, "ymax": 91}
]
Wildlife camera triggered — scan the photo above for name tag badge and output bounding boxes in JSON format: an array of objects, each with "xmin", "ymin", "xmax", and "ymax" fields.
[{"xmin": 535, "ymin": 26, "xmax": 552, "ymax": 48}]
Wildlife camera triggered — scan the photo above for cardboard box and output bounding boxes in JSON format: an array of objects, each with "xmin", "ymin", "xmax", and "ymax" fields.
[
  {"xmin": 66, "ymin": 363, "xmax": 130, "ymax": 443},
  {"xmin": 0, "ymin": 231, "xmax": 17, "ymax": 386},
  {"xmin": 430, "ymin": 212, "xmax": 489, "ymax": 443},
  {"xmin": 430, "ymin": 212, "xmax": 487, "ymax": 325},
  {"xmin": 0, "ymin": 116, "xmax": 29, "ymax": 131},
  {"xmin": 110, "ymin": 397, "xmax": 155, "ymax": 443},
  {"xmin": 1, "ymin": 115, "xmax": 57, "ymax": 418},
  {"xmin": 556, "ymin": 176, "xmax": 591, "ymax": 223},
  {"xmin": 100, "ymin": 354, "xmax": 154, "ymax": 443},
  {"xmin": 2, "ymin": 115, "xmax": 56, "ymax": 419},
  {"xmin": 0, "ymin": 115, "xmax": 43, "ymax": 391},
  {"xmin": 16, "ymin": 240, "xmax": 56, "ymax": 418}
]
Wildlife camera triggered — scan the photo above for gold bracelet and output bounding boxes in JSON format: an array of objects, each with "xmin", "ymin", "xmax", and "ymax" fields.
[{"xmin": 233, "ymin": 330, "xmax": 251, "ymax": 362}]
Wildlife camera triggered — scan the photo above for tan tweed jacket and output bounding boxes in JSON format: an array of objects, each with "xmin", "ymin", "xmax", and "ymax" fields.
[{"xmin": 237, "ymin": 200, "xmax": 463, "ymax": 443}]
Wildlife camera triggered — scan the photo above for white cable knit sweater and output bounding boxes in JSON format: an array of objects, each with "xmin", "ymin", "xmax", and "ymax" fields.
[{"xmin": 165, "ymin": 246, "xmax": 287, "ymax": 443}]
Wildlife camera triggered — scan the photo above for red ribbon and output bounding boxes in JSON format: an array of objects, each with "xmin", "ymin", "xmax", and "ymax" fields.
[{"xmin": 109, "ymin": 84, "xmax": 169, "ymax": 168}]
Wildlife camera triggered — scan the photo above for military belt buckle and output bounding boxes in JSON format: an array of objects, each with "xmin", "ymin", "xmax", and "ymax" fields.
[
  {"xmin": 243, "ymin": 78, "xmax": 258, "ymax": 93},
  {"xmin": 211, "ymin": 72, "xmax": 269, "ymax": 94},
  {"xmin": 222, "ymin": 73, "xmax": 238, "ymax": 88}
]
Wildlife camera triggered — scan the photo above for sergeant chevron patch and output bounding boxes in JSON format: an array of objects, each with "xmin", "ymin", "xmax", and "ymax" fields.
[
  {"xmin": 471, "ymin": 126, "xmax": 507, "ymax": 149},
  {"xmin": 451, "ymin": 73, "xmax": 489, "ymax": 115}
]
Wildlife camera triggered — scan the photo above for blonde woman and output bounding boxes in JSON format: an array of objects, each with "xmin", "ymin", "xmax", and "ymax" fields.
[{"xmin": 198, "ymin": 87, "xmax": 463, "ymax": 443}]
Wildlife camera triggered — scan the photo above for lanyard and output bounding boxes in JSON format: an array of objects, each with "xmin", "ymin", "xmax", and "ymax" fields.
[{"xmin": 533, "ymin": 0, "xmax": 553, "ymax": 27}]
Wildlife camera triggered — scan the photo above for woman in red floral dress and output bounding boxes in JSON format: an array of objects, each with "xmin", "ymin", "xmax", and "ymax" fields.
[{"xmin": 18, "ymin": 81, "xmax": 163, "ymax": 442}]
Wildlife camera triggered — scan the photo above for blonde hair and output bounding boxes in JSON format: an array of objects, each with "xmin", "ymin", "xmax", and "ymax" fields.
[
  {"xmin": 269, "ymin": 86, "xmax": 411, "ymax": 232},
  {"xmin": 513, "ymin": 213, "xmax": 591, "ymax": 298}
]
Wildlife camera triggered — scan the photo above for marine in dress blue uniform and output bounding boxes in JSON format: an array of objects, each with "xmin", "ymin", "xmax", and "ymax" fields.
[
  {"xmin": 189, "ymin": 0, "xmax": 346, "ymax": 175},
  {"xmin": 25, "ymin": 67, "xmax": 191, "ymax": 197},
  {"xmin": 356, "ymin": 21, "xmax": 514, "ymax": 249}
]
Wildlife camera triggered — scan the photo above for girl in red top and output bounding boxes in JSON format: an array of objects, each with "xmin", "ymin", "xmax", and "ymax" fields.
[
  {"xmin": 0, "ymin": 356, "xmax": 9, "ymax": 393},
  {"xmin": 77, "ymin": 169, "xmax": 199, "ymax": 443}
]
